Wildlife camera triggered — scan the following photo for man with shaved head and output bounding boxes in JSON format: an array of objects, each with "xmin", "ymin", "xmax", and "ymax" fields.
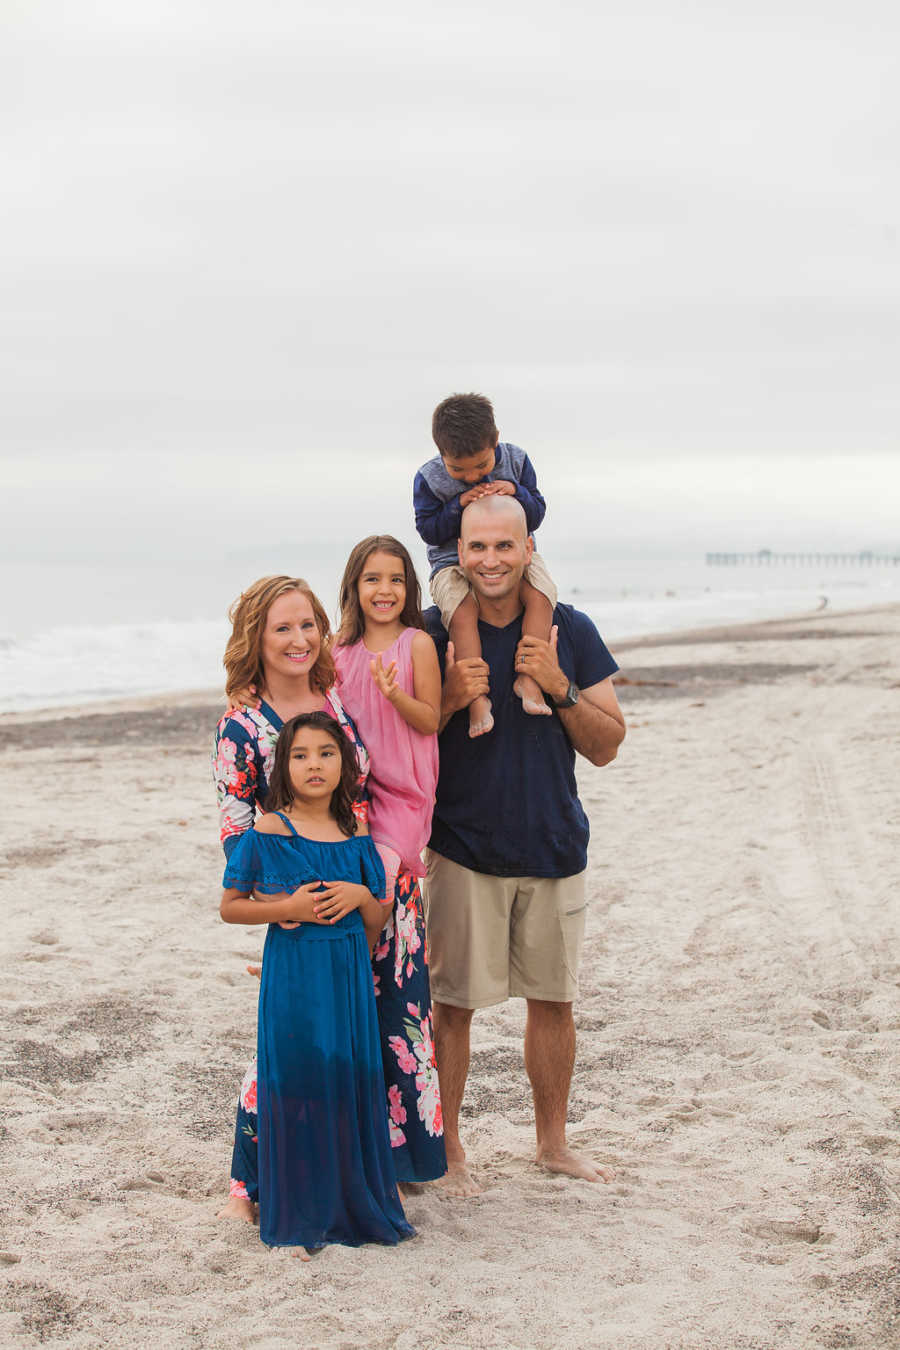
[{"xmin": 423, "ymin": 493, "xmax": 626, "ymax": 1196}]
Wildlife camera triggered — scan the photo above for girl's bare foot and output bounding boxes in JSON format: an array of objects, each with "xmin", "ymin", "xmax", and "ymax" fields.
[
  {"xmin": 514, "ymin": 673, "xmax": 552, "ymax": 716},
  {"xmin": 216, "ymin": 1195, "xmax": 257, "ymax": 1223},
  {"xmin": 468, "ymin": 695, "xmax": 494, "ymax": 739}
]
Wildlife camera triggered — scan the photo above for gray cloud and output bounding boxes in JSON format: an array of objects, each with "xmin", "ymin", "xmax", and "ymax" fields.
[{"xmin": 2, "ymin": 0, "xmax": 898, "ymax": 556}]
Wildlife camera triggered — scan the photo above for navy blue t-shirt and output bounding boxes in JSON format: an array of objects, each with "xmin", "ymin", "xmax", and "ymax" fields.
[{"xmin": 426, "ymin": 603, "xmax": 618, "ymax": 878}]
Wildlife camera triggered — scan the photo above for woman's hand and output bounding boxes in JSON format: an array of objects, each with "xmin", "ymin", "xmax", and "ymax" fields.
[
  {"xmin": 313, "ymin": 881, "xmax": 372, "ymax": 923},
  {"xmin": 369, "ymin": 655, "xmax": 399, "ymax": 703}
]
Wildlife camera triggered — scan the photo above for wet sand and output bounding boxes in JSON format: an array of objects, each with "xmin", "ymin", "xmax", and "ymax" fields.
[{"xmin": 1, "ymin": 605, "xmax": 899, "ymax": 1348}]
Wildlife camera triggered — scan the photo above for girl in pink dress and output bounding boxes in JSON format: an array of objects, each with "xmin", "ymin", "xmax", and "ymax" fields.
[
  {"xmin": 333, "ymin": 536, "xmax": 441, "ymax": 901},
  {"xmin": 333, "ymin": 536, "xmax": 446, "ymax": 1183}
]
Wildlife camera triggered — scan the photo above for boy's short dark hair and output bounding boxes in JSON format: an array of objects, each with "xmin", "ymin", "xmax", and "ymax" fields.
[{"xmin": 432, "ymin": 393, "xmax": 498, "ymax": 461}]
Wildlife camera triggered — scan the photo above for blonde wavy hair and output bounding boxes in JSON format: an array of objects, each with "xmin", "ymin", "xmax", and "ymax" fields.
[{"xmin": 223, "ymin": 576, "xmax": 335, "ymax": 702}]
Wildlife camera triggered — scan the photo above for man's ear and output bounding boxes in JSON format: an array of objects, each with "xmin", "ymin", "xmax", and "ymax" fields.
[
  {"xmin": 458, "ymin": 535, "xmax": 464, "ymax": 567},
  {"xmin": 525, "ymin": 534, "xmax": 535, "ymax": 563}
]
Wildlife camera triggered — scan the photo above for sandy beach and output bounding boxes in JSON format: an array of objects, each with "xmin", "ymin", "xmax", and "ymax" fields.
[{"xmin": 1, "ymin": 603, "xmax": 898, "ymax": 1350}]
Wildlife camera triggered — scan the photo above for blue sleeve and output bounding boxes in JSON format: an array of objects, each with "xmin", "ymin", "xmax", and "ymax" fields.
[
  {"xmin": 359, "ymin": 837, "xmax": 387, "ymax": 901},
  {"xmin": 569, "ymin": 609, "xmax": 619, "ymax": 689},
  {"xmin": 222, "ymin": 830, "xmax": 261, "ymax": 892},
  {"xmin": 223, "ymin": 833, "xmax": 241, "ymax": 861},
  {"xmin": 414, "ymin": 471, "xmax": 464, "ymax": 547},
  {"xmin": 511, "ymin": 455, "xmax": 547, "ymax": 534}
]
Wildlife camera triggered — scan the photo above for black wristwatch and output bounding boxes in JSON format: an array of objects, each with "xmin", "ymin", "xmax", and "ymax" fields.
[{"xmin": 551, "ymin": 680, "xmax": 580, "ymax": 709}]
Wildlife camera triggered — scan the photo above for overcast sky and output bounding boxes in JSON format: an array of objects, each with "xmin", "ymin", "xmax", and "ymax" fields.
[{"xmin": 2, "ymin": 0, "xmax": 898, "ymax": 607}]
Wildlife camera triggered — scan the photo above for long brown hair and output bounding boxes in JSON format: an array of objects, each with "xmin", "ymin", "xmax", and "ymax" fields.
[
  {"xmin": 223, "ymin": 576, "xmax": 335, "ymax": 702},
  {"xmin": 264, "ymin": 713, "xmax": 359, "ymax": 837},
  {"xmin": 335, "ymin": 536, "xmax": 425, "ymax": 647}
]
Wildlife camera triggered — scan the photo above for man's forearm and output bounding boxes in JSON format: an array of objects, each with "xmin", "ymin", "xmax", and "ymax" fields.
[{"xmin": 557, "ymin": 695, "xmax": 625, "ymax": 767}]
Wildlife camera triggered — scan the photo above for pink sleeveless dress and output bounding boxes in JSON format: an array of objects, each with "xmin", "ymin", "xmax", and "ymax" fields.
[{"xmin": 333, "ymin": 628, "xmax": 438, "ymax": 878}]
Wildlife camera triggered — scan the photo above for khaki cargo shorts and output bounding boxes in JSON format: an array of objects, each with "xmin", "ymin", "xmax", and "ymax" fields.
[
  {"xmin": 423, "ymin": 848, "xmax": 587, "ymax": 1009},
  {"xmin": 430, "ymin": 551, "xmax": 557, "ymax": 632}
]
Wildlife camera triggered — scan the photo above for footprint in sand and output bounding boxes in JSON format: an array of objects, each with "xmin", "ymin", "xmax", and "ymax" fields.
[
  {"xmin": 746, "ymin": 1218, "xmax": 822, "ymax": 1244},
  {"xmin": 0, "ymin": 1252, "xmax": 22, "ymax": 1265},
  {"xmin": 117, "ymin": 1175, "xmax": 165, "ymax": 1191}
]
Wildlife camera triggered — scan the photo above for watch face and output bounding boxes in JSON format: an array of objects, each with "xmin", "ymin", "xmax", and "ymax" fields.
[{"xmin": 555, "ymin": 681, "xmax": 579, "ymax": 707}]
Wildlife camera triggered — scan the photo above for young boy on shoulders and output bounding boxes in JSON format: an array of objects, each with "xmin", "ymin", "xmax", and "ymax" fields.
[{"xmin": 413, "ymin": 392, "xmax": 557, "ymax": 738}]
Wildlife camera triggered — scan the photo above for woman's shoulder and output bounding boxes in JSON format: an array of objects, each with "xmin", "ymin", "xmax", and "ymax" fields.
[{"xmin": 215, "ymin": 706, "xmax": 270, "ymax": 741}]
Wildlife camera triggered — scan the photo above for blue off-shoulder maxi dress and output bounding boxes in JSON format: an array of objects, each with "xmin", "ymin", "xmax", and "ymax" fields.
[{"xmin": 223, "ymin": 820, "xmax": 414, "ymax": 1249}]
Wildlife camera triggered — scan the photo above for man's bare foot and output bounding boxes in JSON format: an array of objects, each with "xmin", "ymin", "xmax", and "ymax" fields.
[
  {"xmin": 217, "ymin": 1195, "xmax": 257, "ymax": 1223},
  {"xmin": 514, "ymin": 674, "xmax": 552, "ymax": 716},
  {"xmin": 439, "ymin": 1154, "xmax": 482, "ymax": 1198},
  {"xmin": 535, "ymin": 1144, "xmax": 614, "ymax": 1183},
  {"xmin": 468, "ymin": 695, "xmax": 494, "ymax": 739}
]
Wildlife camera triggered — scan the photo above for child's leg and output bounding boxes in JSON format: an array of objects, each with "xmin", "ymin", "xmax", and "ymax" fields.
[
  {"xmin": 449, "ymin": 591, "xmax": 494, "ymax": 738},
  {"xmin": 514, "ymin": 578, "xmax": 554, "ymax": 715}
]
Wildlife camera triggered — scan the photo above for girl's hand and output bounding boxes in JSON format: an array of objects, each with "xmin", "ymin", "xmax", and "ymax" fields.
[
  {"xmin": 369, "ymin": 655, "xmax": 399, "ymax": 703},
  {"xmin": 283, "ymin": 881, "xmax": 330, "ymax": 924},
  {"xmin": 225, "ymin": 684, "xmax": 260, "ymax": 715},
  {"xmin": 313, "ymin": 881, "xmax": 372, "ymax": 923}
]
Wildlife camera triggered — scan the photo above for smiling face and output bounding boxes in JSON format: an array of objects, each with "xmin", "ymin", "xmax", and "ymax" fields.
[
  {"xmin": 287, "ymin": 726, "xmax": 342, "ymax": 803},
  {"xmin": 260, "ymin": 590, "xmax": 321, "ymax": 683},
  {"xmin": 441, "ymin": 442, "xmax": 497, "ymax": 485},
  {"xmin": 357, "ymin": 550, "xmax": 408, "ymax": 628},
  {"xmin": 458, "ymin": 496, "xmax": 533, "ymax": 606}
]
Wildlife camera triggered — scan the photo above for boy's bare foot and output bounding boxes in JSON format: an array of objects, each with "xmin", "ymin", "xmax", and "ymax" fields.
[
  {"xmin": 514, "ymin": 674, "xmax": 553, "ymax": 716},
  {"xmin": 217, "ymin": 1195, "xmax": 257, "ymax": 1223},
  {"xmin": 438, "ymin": 1150, "xmax": 482, "ymax": 1197},
  {"xmin": 468, "ymin": 695, "xmax": 494, "ymax": 739},
  {"xmin": 535, "ymin": 1143, "xmax": 614, "ymax": 1183},
  {"xmin": 246, "ymin": 964, "xmax": 261, "ymax": 979}
]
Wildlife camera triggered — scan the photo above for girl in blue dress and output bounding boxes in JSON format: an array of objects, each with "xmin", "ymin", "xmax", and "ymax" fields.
[{"xmin": 220, "ymin": 710, "xmax": 415, "ymax": 1250}]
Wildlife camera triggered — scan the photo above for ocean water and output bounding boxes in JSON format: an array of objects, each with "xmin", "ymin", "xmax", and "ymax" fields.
[{"xmin": 2, "ymin": 556, "xmax": 899, "ymax": 714}]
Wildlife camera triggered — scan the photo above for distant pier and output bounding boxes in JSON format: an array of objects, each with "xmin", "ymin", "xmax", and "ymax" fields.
[{"xmin": 706, "ymin": 550, "xmax": 900, "ymax": 566}]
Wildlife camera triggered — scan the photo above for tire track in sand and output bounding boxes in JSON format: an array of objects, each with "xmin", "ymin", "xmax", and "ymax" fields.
[{"xmin": 797, "ymin": 732, "xmax": 874, "ymax": 977}]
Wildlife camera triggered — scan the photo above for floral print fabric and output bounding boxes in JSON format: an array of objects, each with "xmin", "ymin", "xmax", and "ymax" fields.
[{"xmin": 371, "ymin": 868, "xmax": 444, "ymax": 1177}]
